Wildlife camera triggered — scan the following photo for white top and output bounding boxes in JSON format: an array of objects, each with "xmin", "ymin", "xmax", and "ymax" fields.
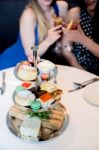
[{"xmin": 0, "ymin": 65, "xmax": 99, "ymax": 150}]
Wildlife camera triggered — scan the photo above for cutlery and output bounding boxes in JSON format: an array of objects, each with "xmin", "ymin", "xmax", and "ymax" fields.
[
  {"xmin": 0, "ymin": 72, "xmax": 6, "ymax": 95},
  {"xmin": 73, "ymin": 77, "xmax": 99, "ymax": 87},
  {"xmin": 68, "ymin": 77, "xmax": 99, "ymax": 92}
]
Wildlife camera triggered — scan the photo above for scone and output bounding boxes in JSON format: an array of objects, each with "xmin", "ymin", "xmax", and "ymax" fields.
[{"xmin": 17, "ymin": 65, "xmax": 37, "ymax": 81}]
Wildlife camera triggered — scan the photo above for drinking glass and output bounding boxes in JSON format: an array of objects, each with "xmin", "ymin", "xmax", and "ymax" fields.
[
  {"xmin": 64, "ymin": 20, "xmax": 78, "ymax": 51},
  {"xmin": 53, "ymin": 15, "xmax": 63, "ymax": 53}
]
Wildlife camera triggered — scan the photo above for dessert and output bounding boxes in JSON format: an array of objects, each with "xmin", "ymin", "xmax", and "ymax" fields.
[
  {"xmin": 21, "ymin": 81, "xmax": 36, "ymax": 89},
  {"xmin": 7, "ymin": 70, "xmax": 69, "ymax": 142},
  {"xmin": 39, "ymin": 92, "xmax": 54, "ymax": 109},
  {"xmin": 15, "ymin": 90, "xmax": 36, "ymax": 106},
  {"xmin": 15, "ymin": 86, "xmax": 24, "ymax": 93},
  {"xmin": 37, "ymin": 60, "xmax": 55, "ymax": 75},
  {"xmin": 40, "ymin": 81, "xmax": 58, "ymax": 93},
  {"xmin": 17, "ymin": 65, "xmax": 37, "ymax": 81},
  {"xmin": 31, "ymin": 100, "xmax": 41, "ymax": 112},
  {"xmin": 41, "ymin": 73, "xmax": 50, "ymax": 81}
]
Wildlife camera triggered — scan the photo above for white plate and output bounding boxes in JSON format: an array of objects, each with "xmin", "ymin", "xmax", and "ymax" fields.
[{"xmin": 83, "ymin": 81, "xmax": 99, "ymax": 106}]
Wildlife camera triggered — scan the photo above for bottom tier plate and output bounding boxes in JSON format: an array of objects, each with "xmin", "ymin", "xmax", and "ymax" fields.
[{"xmin": 6, "ymin": 104, "xmax": 69, "ymax": 143}]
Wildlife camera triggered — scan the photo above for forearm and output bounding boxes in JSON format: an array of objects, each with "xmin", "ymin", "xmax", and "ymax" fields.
[
  {"xmin": 62, "ymin": 50, "xmax": 84, "ymax": 70},
  {"xmin": 37, "ymin": 38, "xmax": 52, "ymax": 56},
  {"xmin": 24, "ymin": 38, "xmax": 52, "ymax": 58},
  {"xmin": 80, "ymin": 35, "xmax": 99, "ymax": 58},
  {"xmin": 68, "ymin": 7, "xmax": 80, "ymax": 22}
]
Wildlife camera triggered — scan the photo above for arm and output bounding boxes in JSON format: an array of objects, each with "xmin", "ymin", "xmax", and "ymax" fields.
[
  {"xmin": 61, "ymin": 25, "xmax": 84, "ymax": 70},
  {"xmin": 68, "ymin": 7, "xmax": 80, "ymax": 22},
  {"xmin": 20, "ymin": 7, "xmax": 62, "ymax": 59},
  {"xmin": 62, "ymin": 25, "xmax": 99, "ymax": 58},
  {"xmin": 62, "ymin": 50, "xmax": 84, "ymax": 70}
]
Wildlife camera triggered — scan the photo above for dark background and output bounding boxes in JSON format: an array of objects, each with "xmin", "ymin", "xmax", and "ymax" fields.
[{"xmin": 0, "ymin": 0, "xmax": 29, "ymax": 53}]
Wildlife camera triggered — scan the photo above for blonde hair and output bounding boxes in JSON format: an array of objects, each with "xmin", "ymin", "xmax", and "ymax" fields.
[{"xmin": 28, "ymin": 0, "xmax": 50, "ymax": 44}]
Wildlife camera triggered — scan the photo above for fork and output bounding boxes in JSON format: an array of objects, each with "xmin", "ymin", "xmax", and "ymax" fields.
[
  {"xmin": 0, "ymin": 72, "xmax": 6, "ymax": 95},
  {"xmin": 68, "ymin": 77, "xmax": 99, "ymax": 92},
  {"xmin": 73, "ymin": 77, "xmax": 99, "ymax": 87}
]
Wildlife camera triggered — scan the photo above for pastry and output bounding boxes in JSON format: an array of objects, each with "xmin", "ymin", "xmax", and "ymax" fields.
[
  {"xmin": 15, "ymin": 90, "xmax": 36, "ymax": 106},
  {"xmin": 40, "ymin": 81, "xmax": 58, "ymax": 93},
  {"xmin": 17, "ymin": 65, "xmax": 37, "ymax": 81},
  {"xmin": 37, "ymin": 60, "xmax": 55, "ymax": 74},
  {"xmin": 39, "ymin": 92, "xmax": 54, "ymax": 109}
]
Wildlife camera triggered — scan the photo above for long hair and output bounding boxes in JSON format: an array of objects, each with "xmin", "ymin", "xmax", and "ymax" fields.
[
  {"xmin": 27, "ymin": 0, "xmax": 56, "ymax": 44},
  {"xmin": 76, "ymin": 0, "xmax": 99, "ymax": 43}
]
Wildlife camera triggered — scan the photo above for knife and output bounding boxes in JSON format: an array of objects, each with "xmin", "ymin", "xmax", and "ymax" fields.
[{"xmin": 68, "ymin": 85, "xmax": 85, "ymax": 92}]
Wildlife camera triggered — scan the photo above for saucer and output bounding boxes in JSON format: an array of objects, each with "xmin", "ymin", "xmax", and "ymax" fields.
[{"xmin": 83, "ymin": 81, "xmax": 99, "ymax": 106}]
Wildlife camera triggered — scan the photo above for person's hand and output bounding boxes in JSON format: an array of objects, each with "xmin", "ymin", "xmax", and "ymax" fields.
[
  {"xmin": 28, "ymin": 55, "xmax": 40, "ymax": 63},
  {"xmin": 62, "ymin": 25, "xmax": 85, "ymax": 43},
  {"xmin": 46, "ymin": 25, "xmax": 63, "ymax": 45}
]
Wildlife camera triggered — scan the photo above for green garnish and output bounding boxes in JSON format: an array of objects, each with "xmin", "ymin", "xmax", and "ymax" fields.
[{"xmin": 28, "ymin": 111, "xmax": 51, "ymax": 120}]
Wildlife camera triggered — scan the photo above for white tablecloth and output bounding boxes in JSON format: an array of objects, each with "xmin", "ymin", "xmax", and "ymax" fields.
[{"xmin": 0, "ymin": 65, "xmax": 99, "ymax": 150}]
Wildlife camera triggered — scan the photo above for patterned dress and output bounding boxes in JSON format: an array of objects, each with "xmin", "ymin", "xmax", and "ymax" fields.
[{"xmin": 73, "ymin": 9, "xmax": 99, "ymax": 75}]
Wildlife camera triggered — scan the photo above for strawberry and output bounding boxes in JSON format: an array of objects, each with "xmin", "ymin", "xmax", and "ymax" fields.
[{"xmin": 41, "ymin": 73, "xmax": 50, "ymax": 80}]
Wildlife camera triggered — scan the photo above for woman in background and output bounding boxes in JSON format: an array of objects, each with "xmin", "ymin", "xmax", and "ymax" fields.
[
  {"xmin": 62, "ymin": 0, "xmax": 99, "ymax": 75},
  {"xmin": 20, "ymin": 0, "xmax": 68, "ymax": 64},
  {"xmin": 0, "ymin": 0, "xmax": 68, "ymax": 70},
  {"xmin": 0, "ymin": 0, "xmax": 80, "ymax": 70}
]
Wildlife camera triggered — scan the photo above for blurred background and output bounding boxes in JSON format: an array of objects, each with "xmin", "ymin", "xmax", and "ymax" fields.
[{"xmin": 0, "ymin": 0, "xmax": 29, "ymax": 54}]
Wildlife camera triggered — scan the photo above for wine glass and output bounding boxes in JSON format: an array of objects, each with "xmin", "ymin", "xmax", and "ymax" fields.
[
  {"xmin": 64, "ymin": 20, "xmax": 78, "ymax": 51},
  {"xmin": 53, "ymin": 15, "xmax": 63, "ymax": 53}
]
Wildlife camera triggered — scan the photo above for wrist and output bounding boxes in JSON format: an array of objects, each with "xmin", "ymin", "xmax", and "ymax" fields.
[
  {"xmin": 79, "ymin": 34, "xmax": 87, "ymax": 45},
  {"xmin": 44, "ymin": 37, "xmax": 52, "ymax": 48}
]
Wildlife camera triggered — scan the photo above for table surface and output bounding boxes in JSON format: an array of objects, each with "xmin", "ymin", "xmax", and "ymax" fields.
[{"xmin": 0, "ymin": 65, "xmax": 99, "ymax": 150}]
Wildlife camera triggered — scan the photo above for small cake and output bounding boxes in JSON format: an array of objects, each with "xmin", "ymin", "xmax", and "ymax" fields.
[
  {"xmin": 37, "ymin": 60, "xmax": 55, "ymax": 75},
  {"xmin": 20, "ymin": 115, "xmax": 41, "ymax": 141},
  {"xmin": 15, "ymin": 90, "xmax": 36, "ymax": 106},
  {"xmin": 17, "ymin": 65, "xmax": 37, "ymax": 81},
  {"xmin": 41, "ymin": 73, "xmax": 50, "ymax": 81},
  {"xmin": 21, "ymin": 82, "xmax": 36, "ymax": 89},
  {"xmin": 31, "ymin": 100, "xmax": 41, "ymax": 112},
  {"xmin": 40, "ymin": 81, "xmax": 58, "ymax": 93},
  {"xmin": 39, "ymin": 92, "xmax": 54, "ymax": 109},
  {"xmin": 15, "ymin": 86, "xmax": 24, "ymax": 93}
]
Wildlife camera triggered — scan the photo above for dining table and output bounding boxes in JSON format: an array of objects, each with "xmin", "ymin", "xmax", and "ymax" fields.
[{"xmin": 0, "ymin": 65, "xmax": 99, "ymax": 150}]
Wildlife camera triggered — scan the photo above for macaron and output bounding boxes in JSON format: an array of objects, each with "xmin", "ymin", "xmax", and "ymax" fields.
[
  {"xmin": 31, "ymin": 100, "xmax": 41, "ymax": 112},
  {"xmin": 15, "ymin": 86, "xmax": 24, "ymax": 93}
]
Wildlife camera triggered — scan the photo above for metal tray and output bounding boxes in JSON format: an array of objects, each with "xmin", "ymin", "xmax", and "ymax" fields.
[
  {"xmin": 14, "ymin": 60, "xmax": 58, "ymax": 82},
  {"xmin": 6, "ymin": 104, "xmax": 69, "ymax": 143}
]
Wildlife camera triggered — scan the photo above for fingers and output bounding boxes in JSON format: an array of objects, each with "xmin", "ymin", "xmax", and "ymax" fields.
[
  {"xmin": 28, "ymin": 55, "xmax": 40, "ymax": 63},
  {"xmin": 28, "ymin": 56, "xmax": 33, "ymax": 63},
  {"xmin": 53, "ymin": 25, "xmax": 62, "ymax": 31}
]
